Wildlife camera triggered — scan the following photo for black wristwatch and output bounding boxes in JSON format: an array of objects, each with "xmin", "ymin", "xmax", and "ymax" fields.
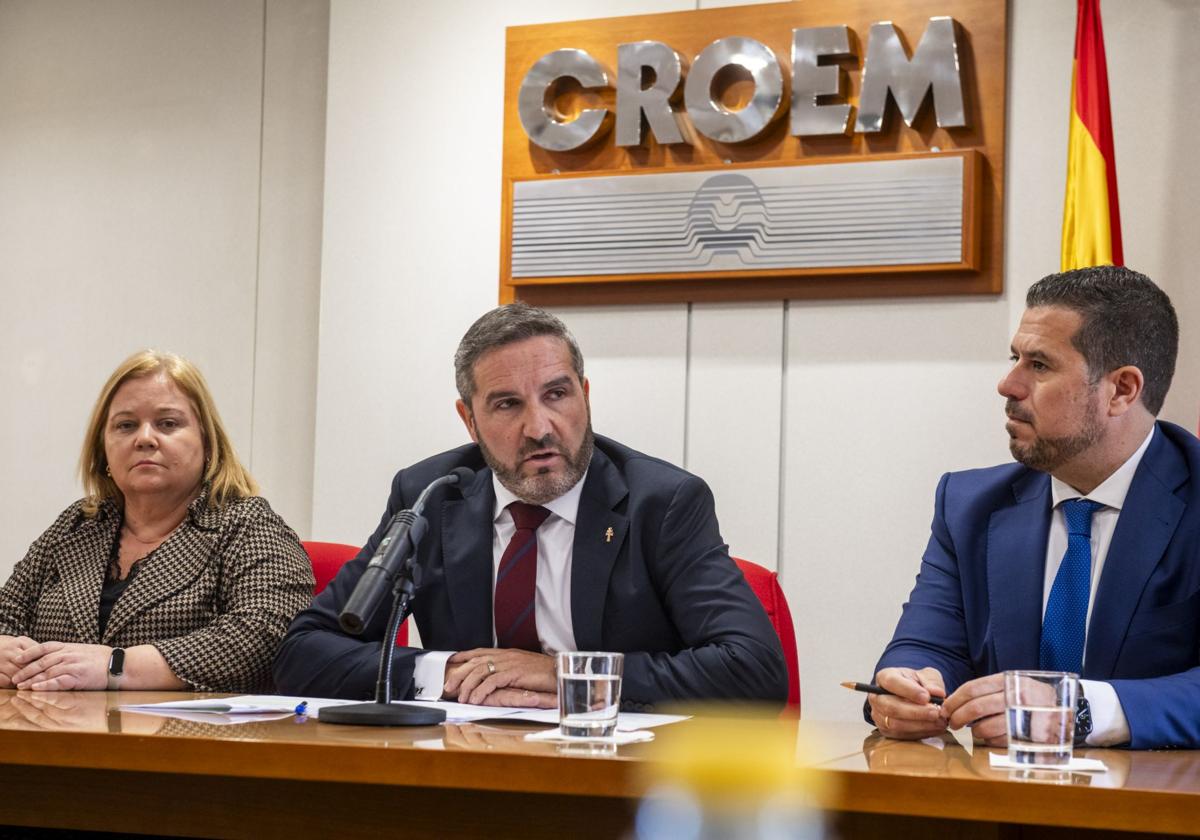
[
  {"xmin": 106, "ymin": 648, "xmax": 125, "ymax": 690},
  {"xmin": 1074, "ymin": 692, "xmax": 1093, "ymax": 747}
]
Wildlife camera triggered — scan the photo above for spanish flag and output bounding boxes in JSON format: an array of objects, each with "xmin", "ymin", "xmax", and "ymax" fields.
[{"xmin": 1061, "ymin": 0, "xmax": 1122, "ymax": 270}]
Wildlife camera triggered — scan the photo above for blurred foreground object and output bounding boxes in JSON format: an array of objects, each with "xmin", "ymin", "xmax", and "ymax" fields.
[{"xmin": 636, "ymin": 713, "xmax": 833, "ymax": 839}]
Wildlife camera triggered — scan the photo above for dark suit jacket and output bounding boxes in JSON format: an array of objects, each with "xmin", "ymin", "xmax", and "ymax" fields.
[
  {"xmin": 274, "ymin": 435, "xmax": 788, "ymax": 707},
  {"xmin": 875, "ymin": 421, "xmax": 1200, "ymax": 749},
  {"xmin": 0, "ymin": 491, "xmax": 313, "ymax": 692}
]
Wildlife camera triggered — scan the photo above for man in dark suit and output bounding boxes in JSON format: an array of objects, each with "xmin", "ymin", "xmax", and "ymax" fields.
[
  {"xmin": 274, "ymin": 303, "xmax": 787, "ymax": 708},
  {"xmin": 870, "ymin": 265, "xmax": 1200, "ymax": 749}
]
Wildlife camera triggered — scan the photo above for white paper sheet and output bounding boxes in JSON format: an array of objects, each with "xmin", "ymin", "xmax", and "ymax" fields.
[
  {"xmin": 121, "ymin": 694, "xmax": 358, "ymax": 720},
  {"xmin": 502, "ymin": 709, "xmax": 690, "ymax": 730},
  {"xmin": 120, "ymin": 695, "xmax": 691, "ymax": 731},
  {"xmin": 988, "ymin": 752, "xmax": 1108, "ymax": 772},
  {"xmin": 524, "ymin": 728, "xmax": 655, "ymax": 745}
]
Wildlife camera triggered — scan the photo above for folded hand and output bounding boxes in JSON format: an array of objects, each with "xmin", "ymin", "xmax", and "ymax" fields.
[
  {"xmin": 0, "ymin": 635, "xmax": 38, "ymax": 689},
  {"xmin": 11, "ymin": 641, "xmax": 111, "ymax": 691},
  {"xmin": 444, "ymin": 648, "xmax": 557, "ymax": 706}
]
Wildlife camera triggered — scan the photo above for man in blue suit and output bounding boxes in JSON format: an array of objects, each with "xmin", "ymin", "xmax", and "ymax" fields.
[
  {"xmin": 870, "ymin": 265, "xmax": 1200, "ymax": 749},
  {"xmin": 275, "ymin": 303, "xmax": 787, "ymax": 708}
]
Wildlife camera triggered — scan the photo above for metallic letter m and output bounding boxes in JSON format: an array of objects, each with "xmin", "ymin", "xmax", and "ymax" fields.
[{"xmin": 855, "ymin": 17, "xmax": 966, "ymax": 133}]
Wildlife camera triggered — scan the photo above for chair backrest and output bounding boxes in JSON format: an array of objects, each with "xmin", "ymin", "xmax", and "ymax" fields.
[
  {"xmin": 734, "ymin": 557, "xmax": 801, "ymax": 711},
  {"xmin": 301, "ymin": 541, "xmax": 408, "ymax": 647}
]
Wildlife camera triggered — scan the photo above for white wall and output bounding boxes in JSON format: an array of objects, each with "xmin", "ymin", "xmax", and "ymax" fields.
[
  {"xmin": 0, "ymin": 1, "xmax": 327, "ymax": 572},
  {"xmin": 315, "ymin": 0, "xmax": 1200, "ymax": 723}
]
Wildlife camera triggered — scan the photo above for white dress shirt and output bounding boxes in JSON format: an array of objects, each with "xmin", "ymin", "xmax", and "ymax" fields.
[
  {"xmin": 1043, "ymin": 426, "xmax": 1154, "ymax": 746},
  {"xmin": 412, "ymin": 472, "xmax": 586, "ymax": 700}
]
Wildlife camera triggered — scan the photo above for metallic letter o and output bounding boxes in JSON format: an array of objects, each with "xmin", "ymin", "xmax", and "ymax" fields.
[{"xmin": 684, "ymin": 37, "xmax": 784, "ymax": 144}]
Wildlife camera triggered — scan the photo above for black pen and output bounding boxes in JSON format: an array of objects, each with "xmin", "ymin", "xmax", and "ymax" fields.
[{"xmin": 841, "ymin": 681, "xmax": 944, "ymax": 706}]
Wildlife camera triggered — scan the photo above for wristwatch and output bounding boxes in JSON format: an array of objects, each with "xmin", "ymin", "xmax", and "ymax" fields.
[
  {"xmin": 106, "ymin": 648, "xmax": 125, "ymax": 690},
  {"xmin": 1074, "ymin": 690, "xmax": 1093, "ymax": 747}
]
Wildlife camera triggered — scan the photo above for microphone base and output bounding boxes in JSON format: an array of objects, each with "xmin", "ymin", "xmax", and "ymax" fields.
[{"xmin": 320, "ymin": 702, "xmax": 447, "ymax": 727}]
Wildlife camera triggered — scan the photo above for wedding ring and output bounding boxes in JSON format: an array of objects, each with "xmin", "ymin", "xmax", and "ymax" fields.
[
  {"xmin": 883, "ymin": 715, "xmax": 891, "ymax": 730},
  {"xmin": 487, "ymin": 659, "xmax": 496, "ymax": 675}
]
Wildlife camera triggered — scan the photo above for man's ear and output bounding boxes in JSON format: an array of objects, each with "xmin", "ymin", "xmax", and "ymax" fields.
[
  {"xmin": 1106, "ymin": 365, "xmax": 1145, "ymax": 417},
  {"xmin": 456, "ymin": 399, "xmax": 479, "ymax": 442},
  {"xmin": 582, "ymin": 377, "xmax": 589, "ymax": 400}
]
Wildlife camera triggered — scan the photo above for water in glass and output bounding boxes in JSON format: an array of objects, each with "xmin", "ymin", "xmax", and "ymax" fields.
[
  {"xmin": 558, "ymin": 672, "xmax": 621, "ymax": 738},
  {"xmin": 1007, "ymin": 704, "xmax": 1075, "ymax": 766}
]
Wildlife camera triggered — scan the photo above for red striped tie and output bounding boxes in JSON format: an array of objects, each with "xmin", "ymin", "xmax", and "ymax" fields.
[{"xmin": 494, "ymin": 502, "xmax": 551, "ymax": 651}]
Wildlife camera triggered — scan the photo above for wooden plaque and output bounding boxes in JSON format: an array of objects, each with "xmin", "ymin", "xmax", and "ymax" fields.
[{"xmin": 500, "ymin": 0, "xmax": 1008, "ymax": 305}]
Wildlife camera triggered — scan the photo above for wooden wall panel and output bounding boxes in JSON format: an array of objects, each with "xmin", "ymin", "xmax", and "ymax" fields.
[{"xmin": 501, "ymin": 0, "xmax": 1008, "ymax": 305}]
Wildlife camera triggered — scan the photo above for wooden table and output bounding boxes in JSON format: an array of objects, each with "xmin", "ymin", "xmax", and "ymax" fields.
[{"xmin": 0, "ymin": 690, "xmax": 1198, "ymax": 838}]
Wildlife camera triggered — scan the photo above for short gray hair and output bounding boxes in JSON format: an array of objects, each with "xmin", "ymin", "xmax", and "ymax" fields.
[{"xmin": 454, "ymin": 302, "xmax": 585, "ymax": 405}]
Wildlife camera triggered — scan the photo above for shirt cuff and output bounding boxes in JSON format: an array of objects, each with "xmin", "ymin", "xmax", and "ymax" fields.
[
  {"xmin": 1080, "ymin": 679, "xmax": 1130, "ymax": 747},
  {"xmin": 412, "ymin": 650, "xmax": 454, "ymax": 700}
]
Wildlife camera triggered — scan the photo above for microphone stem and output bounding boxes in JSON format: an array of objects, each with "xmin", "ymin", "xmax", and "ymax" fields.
[{"xmin": 375, "ymin": 583, "xmax": 409, "ymax": 704}]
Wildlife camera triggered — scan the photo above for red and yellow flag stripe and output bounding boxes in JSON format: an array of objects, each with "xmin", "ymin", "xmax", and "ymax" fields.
[{"xmin": 1061, "ymin": 0, "xmax": 1122, "ymax": 270}]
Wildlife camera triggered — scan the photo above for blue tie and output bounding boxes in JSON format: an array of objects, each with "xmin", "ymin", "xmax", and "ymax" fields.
[{"xmin": 1039, "ymin": 498, "xmax": 1104, "ymax": 673}]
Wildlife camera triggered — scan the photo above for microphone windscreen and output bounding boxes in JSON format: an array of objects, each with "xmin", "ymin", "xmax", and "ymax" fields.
[{"xmin": 450, "ymin": 466, "xmax": 476, "ymax": 486}]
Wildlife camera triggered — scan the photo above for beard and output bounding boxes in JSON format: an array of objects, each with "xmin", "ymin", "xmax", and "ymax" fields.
[
  {"xmin": 1005, "ymin": 398, "xmax": 1104, "ymax": 474},
  {"xmin": 478, "ymin": 423, "xmax": 595, "ymax": 505}
]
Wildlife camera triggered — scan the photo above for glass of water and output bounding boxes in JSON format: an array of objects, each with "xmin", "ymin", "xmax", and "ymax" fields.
[
  {"xmin": 1004, "ymin": 670, "xmax": 1078, "ymax": 766},
  {"xmin": 557, "ymin": 651, "xmax": 624, "ymax": 739}
]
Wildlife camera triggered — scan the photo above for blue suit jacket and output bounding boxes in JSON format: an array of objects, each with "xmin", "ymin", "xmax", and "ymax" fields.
[
  {"xmin": 274, "ymin": 435, "xmax": 787, "ymax": 708},
  {"xmin": 876, "ymin": 421, "xmax": 1200, "ymax": 749}
]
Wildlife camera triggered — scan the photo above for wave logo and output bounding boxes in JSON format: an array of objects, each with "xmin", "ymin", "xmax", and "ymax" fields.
[{"xmin": 685, "ymin": 174, "xmax": 769, "ymax": 263}]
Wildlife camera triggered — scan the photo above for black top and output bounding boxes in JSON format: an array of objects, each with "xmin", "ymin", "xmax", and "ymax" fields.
[{"xmin": 99, "ymin": 533, "xmax": 144, "ymax": 638}]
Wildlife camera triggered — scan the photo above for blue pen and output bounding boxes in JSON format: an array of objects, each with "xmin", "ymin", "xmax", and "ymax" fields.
[{"xmin": 294, "ymin": 701, "xmax": 308, "ymax": 715}]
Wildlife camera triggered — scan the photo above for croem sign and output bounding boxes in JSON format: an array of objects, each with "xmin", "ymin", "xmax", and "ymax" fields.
[{"xmin": 518, "ymin": 18, "xmax": 967, "ymax": 151}]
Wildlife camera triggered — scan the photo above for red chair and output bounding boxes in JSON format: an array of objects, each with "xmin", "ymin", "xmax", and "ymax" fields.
[
  {"xmin": 734, "ymin": 557, "xmax": 800, "ymax": 712},
  {"xmin": 302, "ymin": 541, "xmax": 408, "ymax": 646}
]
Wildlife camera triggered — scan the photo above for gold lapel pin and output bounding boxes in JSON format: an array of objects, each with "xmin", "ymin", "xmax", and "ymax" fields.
[{"xmin": 605, "ymin": 526, "xmax": 614, "ymax": 543}]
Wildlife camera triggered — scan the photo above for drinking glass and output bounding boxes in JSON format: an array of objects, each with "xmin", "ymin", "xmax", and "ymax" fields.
[
  {"xmin": 556, "ymin": 651, "xmax": 624, "ymax": 738},
  {"xmin": 1004, "ymin": 670, "xmax": 1077, "ymax": 767}
]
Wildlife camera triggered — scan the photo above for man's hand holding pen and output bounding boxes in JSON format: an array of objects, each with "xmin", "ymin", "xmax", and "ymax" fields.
[
  {"xmin": 868, "ymin": 667, "xmax": 948, "ymax": 740},
  {"xmin": 869, "ymin": 669, "xmax": 1013, "ymax": 746}
]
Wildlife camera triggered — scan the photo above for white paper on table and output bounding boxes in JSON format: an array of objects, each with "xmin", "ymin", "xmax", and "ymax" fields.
[
  {"xmin": 988, "ymin": 752, "xmax": 1108, "ymax": 772},
  {"xmin": 119, "ymin": 709, "xmax": 297, "ymax": 726},
  {"xmin": 407, "ymin": 699, "xmax": 536, "ymax": 722},
  {"xmin": 121, "ymin": 694, "xmax": 358, "ymax": 721},
  {"xmin": 524, "ymin": 727, "xmax": 655, "ymax": 745},
  {"xmin": 506, "ymin": 709, "xmax": 691, "ymax": 730}
]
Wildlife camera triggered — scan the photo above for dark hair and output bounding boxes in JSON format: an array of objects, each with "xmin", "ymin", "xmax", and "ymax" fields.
[
  {"xmin": 1026, "ymin": 265, "xmax": 1178, "ymax": 414},
  {"xmin": 454, "ymin": 302, "xmax": 585, "ymax": 404}
]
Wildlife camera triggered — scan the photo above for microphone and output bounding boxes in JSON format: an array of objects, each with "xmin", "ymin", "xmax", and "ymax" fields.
[{"xmin": 338, "ymin": 467, "xmax": 475, "ymax": 635}]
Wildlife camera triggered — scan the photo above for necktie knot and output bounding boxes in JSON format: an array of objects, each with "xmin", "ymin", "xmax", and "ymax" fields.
[
  {"xmin": 509, "ymin": 502, "xmax": 551, "ymax": 532},
  {"xmin": 1062, "ymin": 498, "xmax": 1103, "ymax": 536}
]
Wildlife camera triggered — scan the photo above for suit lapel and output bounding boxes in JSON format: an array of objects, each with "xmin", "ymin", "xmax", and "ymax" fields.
[
  {"xmin": 570, "ymin": 449, "xmax": 629, "ymax": 651},
  {"xmin": 103, "ymin": 498, "xmax": 218, "ymax": 643},
  {"xmin": 440, "ymin": 470, "xmax": 496, "ymax": 648},
  {"xmin": 51, "ymin": 507, "xmax": 118, "ymax": 644},
  {"xmin": 1085, "ymin": 430, "xmax": 1186, "ymax": 678},
  {"xmin": 987, "ymin": 471, "xmax": 1051, "ymax": 670}
]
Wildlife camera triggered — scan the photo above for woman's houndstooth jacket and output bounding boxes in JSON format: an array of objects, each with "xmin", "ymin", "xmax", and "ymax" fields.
[{"xmin": 0, "ymin": 489, "xmax": 314, "ymax": 693}]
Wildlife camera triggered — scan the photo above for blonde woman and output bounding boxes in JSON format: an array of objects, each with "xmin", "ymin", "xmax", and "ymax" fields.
[{"xmin": 0, "ymin": 350, "xmax": 313, "ymax": 692}]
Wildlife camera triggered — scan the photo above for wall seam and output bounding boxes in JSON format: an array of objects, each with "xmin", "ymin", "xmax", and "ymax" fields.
[
  {"xmin": 683, "ymin": 302, "xmax": 693, "ymax": 469},
  {"xmin": 776, "ymin": 301, "xmax": 789, "ymax": 574},
  {"xmin": 248, "ymin": 0, "xmax": 269, "ymax": 472}
]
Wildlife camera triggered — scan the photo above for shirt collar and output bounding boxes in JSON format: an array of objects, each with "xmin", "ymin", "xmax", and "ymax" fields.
[
  {"xmin": 1050, "ymin": 426, "xmax": 1156, "ymax": 511},
  {"xmin": 491, "ymin": 470, "xmax": 588, "ymax": 526}
]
